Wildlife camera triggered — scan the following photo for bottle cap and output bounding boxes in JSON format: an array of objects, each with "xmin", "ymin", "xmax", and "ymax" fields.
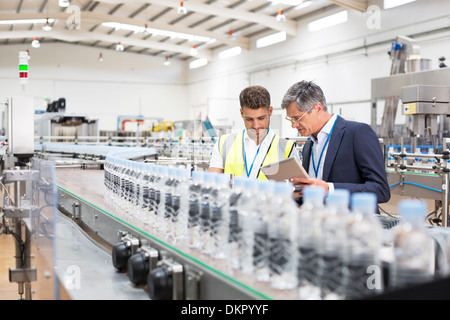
[
  {"xmin": 398, "ymin": 199, "xmax": 426, "ymax": 220},
  {"xmin": 303, "ymin": 186, "xmax": 325, "ymax": 202},
  {"xmin": 351, "ymin": 192, "xmax": 376, "ymax": 213},
  {"xmin": 327, "ymin": 188, "xmax": 350, "ymax": 207}
]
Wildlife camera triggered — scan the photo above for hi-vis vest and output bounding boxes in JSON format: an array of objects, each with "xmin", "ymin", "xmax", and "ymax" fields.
[{"xmin": 219, "ymin": 130, "xmax": 296, "ymax": 180}]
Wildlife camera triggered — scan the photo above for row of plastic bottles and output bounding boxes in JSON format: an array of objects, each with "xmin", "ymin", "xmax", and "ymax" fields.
[
  {"xmin": 103, "ymin": 157, "xmax": 442, "ymax": 300},
  {"xmin": 387, "ymin": 146, "xmax": 437, "ymax": 171}
]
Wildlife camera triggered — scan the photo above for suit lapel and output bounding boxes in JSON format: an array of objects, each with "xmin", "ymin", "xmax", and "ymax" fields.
[
  {"xmin": 322, "ymin": 116, "xmax": 345, "ymax": 181},
  {"xmin": 302, "ymin": 139, "xmax": 312, "ymax": 172}
]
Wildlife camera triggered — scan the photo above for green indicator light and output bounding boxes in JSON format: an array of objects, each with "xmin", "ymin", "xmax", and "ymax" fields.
[{"xmin": 19, "ymin": 65, "xmax": 28, "ymax": 71}]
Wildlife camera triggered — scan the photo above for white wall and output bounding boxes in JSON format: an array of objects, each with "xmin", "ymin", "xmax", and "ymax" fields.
[
  {"xmin": 0, "ymin": 43, "xmax": 188, "ymax": 131},
  {"xmin": 0, "ymin": 0, "xmax": 449, "ymax": 136},
  {"xmin": 187, "ymin": 0, "xmax": 450, "ymax": 138}
]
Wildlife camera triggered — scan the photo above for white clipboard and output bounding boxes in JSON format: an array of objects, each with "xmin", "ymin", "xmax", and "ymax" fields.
[{"xmin": 260, "ymin": 157, "xmax": 309, "ymax": 182}]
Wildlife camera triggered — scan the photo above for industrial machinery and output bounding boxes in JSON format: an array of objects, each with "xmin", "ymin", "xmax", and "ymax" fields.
[{"xmin": 372, "ymin": 35, "xmax": 450, "ymax": 227}]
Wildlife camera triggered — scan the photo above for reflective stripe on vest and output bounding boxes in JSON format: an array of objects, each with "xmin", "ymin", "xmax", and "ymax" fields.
[{"xmin": 219, "ymin": 131, "xmax": 295, "ymax": 180}]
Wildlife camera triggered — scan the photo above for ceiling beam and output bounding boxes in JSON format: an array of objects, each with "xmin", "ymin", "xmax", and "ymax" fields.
[
  {"xmin": 0, "ymin": 29, "xmax": 213, "ymax": 60},
  {"xmin": 327, "ymin": 0, "xmax": 368, "ymax": 12},
  {"xmin": 0, "ymin": 11, "xmax": 249, "ymax": 50},
  {"xmin": 94, "ymin": 0, "xmax": 298, "ymax": 36}
]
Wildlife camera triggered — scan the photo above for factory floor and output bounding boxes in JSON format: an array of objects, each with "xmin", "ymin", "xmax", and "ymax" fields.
[{"xmin": 0, "ymin": 232, "xmax": 70, "ymax": 300}]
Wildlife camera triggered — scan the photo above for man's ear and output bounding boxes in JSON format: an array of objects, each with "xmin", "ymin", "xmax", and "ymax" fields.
[
  {"xmin": 240, "ymin": 108, "xmax": 244, "ymax": 118},
  {"xmin": 269, "ymin": 106, "xmax": 273, "ymax": 116}
]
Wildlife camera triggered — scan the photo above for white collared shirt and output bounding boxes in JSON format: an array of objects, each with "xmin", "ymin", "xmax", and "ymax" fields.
[{"xmin": 308, "ymin": 114, "xmax": 338, "ymax": 193}]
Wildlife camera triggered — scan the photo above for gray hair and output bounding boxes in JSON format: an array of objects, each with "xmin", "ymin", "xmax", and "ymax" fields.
[{"xmin": 280, "ymin": 81, "xmax": 327, "ymax": 112}]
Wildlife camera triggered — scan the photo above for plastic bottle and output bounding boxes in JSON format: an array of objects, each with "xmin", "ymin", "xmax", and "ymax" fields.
[
  {"xmin": 199, "ymin": 172, "xmax": 216, "ymax": 256},
  {"xmin": 188, "ymin": 170, "xmax": 204, "ymax": 249},
  {"xmin": 346, "ymin": 192, "xmax": 384, "ymax": 299},
  {"xmin": 319, "ymin": 189, "xmax": 351, "ymax": 300},
  {"xmin": 297, "ymin": 185, "xmax": 326, "ymax": 300},
  {"xmin": 252, "ymin": 180, "xmax": 276, "ymax": 282},
  {"xmin": 237, "ymin": 179, "xmax": 259, "ymax": 274},
  {"xmin": 268, "ymin": 181, "xmax": 298, "ymax": 290},
  {"xmin": 387, "ymin": 146, "xmax": 395, "ymax": 168},
  {"xmin": 413, "ymin": 147, "xmax": 423, "ymax": 172},
  {"xmin": 427, "ymin": 147, "xmax": 436, "ymax": 171},
  {"xmin": 210, "ymin": 173, "xmax": 232, "ymax": 260},
  {"xmin": 389, "ymin": 199, "xmax": 435, "ymax": 290},
  {"xmin": 172, "ymin": 167, "xmax": 191, "ymax": 244},
  {"xmin": 227, "ymin": 176, "xmax": 246, "ymax": 272}
]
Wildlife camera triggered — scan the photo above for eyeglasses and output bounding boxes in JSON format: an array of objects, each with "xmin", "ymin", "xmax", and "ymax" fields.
[{"xmin": 285, "ymin": 104, "xmax": 316, "ymax": 124}]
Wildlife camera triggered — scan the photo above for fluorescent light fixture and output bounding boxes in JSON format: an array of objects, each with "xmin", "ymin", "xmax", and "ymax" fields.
[
  {"xmin": 256, "ymin": 31, "xmax": 286, "ymax": 49},
  {"xmin": 384, "ymin": 0, "xmax": 416, "ymax": 9},
  {"xmin": 308, "ymin": 10, "xmax": 348, "ymax": 32},
  {"xmin": 59, "ymin": 0, "xmax": 71, "ymax": 7},
  {"xmin": 269, "ymin": 0, "xmax": 304, "ymax": 5},
  {"xmin": 0, "ymin": 18, "xmax": 55, "ymax": 25},
  {"xmin": 102, "ymin": 22, "xmax": 212, "ymax": 43},
  {"xmin": 218, "ymin": 46, "xmax": 242, "ymax": 60},
  {"xmin": 189, "ymin": 58, "xmax": 208, "ymax": 70}
]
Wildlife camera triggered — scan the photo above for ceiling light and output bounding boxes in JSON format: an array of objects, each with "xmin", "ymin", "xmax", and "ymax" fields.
[
  {"xmin": 164, "ymin": 56, "xmax": 171, "ymax": 66},
  {"xmin": 177, "ymin": 1, "xmax": 187, "ymax": 15},
  {"xmin": 308, "ymin": 10, "xmax": 348, "ymax": 32},
  {"xmin": 31, "ymin": 37, "xmax": 40, "ymax": 48},
  {"xmin": 42, "ymin": 18, "xmax": 52, "ymax": 31},
  {"xmin": 228, "ymin": 30, "xmax": 236, "ymax": 41},
  {"xmin": 189, "ymin": 58, "xmax": 208, "ymax": 70},
  {"xmin": 276, "ymin": 9, "xmax": 286, "ymax": 22},
  {"xmin": 269, "ymin": 0, "xmax": 304, "ymax": 5},
  {"xmin": 59, "ymin": 0, "xmax": 71, "ymax": 7},
  {"xmin": 116, "ymin": 42, "xmax": 124, "ymax": 51},
  {"xmin": 256, "ymin": 31, "xmax": 286, "ymax": 48},
  {"xmin": 190, "ymin": 45, "xmax": 198, "ymax": 56},
  {"xmin": 0, "ymin": 18, "xmax": 55, "ymax": 25},
  {"xmin": 98, "ymin": 53, "xmax": 103, "ymax": 62},
  {"xmin": 218, "ymin": 46, "xmax": 242, "ymax": 60},
  {"xmin": 384, "ymin": 0, "xmax": 416, "ymax": 9}
]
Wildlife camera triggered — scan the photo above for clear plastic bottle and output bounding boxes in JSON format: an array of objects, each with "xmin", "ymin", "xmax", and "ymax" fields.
[
  {"xmin": 297, "ymin": 185, "xmax": 326, "ymax": 300},
  {"xmin": 427, "ymin": 147, "xmax": 436, "ymax": 171},
  {"xmin": 252, "ymin": 180, "xmax": 276, "ymax": 282},
  {"xmin": 188, "ymin": 171, "xmax": 204, "ymax": 249},
  {"xmin": 172, "ymin": 167, "xmax": 191, "ymax": 245},
  {"xmin": 228, "ymin": 177, "xmax": 246, "ymax": 272},
  {"xmin": 237, "ymin": 179, "xmax": 259, "ymax": 274},
  {"xmin": 199, "ymin": 172, "xmax": 216, "ymax": 256},
  {"xmin": 210, "ymin": 173, "xmax": 232, "ymax": 260},
  {"xmin": 389, "ymin": 199, "xmax": 435, "ymax": 290},
  {"xmin": 148, "ymin": 165, "xmax": 162, "ymax": 232},
  {"xmin": 346, "ymin": 192, "xmax": 384, "ymax": 299},
  {"xmin": 413, "ymin": 147, "xmax": 423, "ymax": 172},
  {"xmin": 387, "ymin": 146, "xmax": 395, "ymax": 168},
  {"xmin": 268, "ymin": 181, "xmax": 298, "ymax": 290},
  {"xmin": 320, "ymin": 189, "xmax": 351, "ymax": 300}
]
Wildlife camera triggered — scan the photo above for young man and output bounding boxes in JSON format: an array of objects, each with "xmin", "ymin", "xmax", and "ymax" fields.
[
  {"xmin": 281, "ymin": 80, "xmax": 390, "ymax": 207},
  {"xmin": 209, "ymin": 85, "xmax": 300, "ymax": 179}
]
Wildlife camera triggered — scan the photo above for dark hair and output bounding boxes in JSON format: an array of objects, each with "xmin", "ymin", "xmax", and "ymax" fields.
[
  {"xmin": 239, "ymin": 86, "xmax": 271, "ymax": 110},
  {"xmin": 280, "ymin": 81, "xmax": 327, "ymax": 112}
]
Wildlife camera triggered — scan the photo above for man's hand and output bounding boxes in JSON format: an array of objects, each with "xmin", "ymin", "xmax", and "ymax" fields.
[{"xmin": 289, "ymin": 177, "xmax": 329, "ymax": 194}]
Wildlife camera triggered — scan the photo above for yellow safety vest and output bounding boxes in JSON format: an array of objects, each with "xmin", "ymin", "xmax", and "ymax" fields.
[{"xmin": 219, "ymin": 130, "xmax": 296, "ymax": 180}]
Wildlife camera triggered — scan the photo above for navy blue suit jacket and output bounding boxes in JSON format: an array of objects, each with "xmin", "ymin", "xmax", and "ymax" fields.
[{"xmin": 302, "ymin": 116, "xmax": 390, "ymax": 206}]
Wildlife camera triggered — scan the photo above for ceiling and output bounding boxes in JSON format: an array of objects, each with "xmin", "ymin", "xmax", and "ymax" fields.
[{"xmin": 0, "ymin": 0, "xmax": 368, "ymax": 61}]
